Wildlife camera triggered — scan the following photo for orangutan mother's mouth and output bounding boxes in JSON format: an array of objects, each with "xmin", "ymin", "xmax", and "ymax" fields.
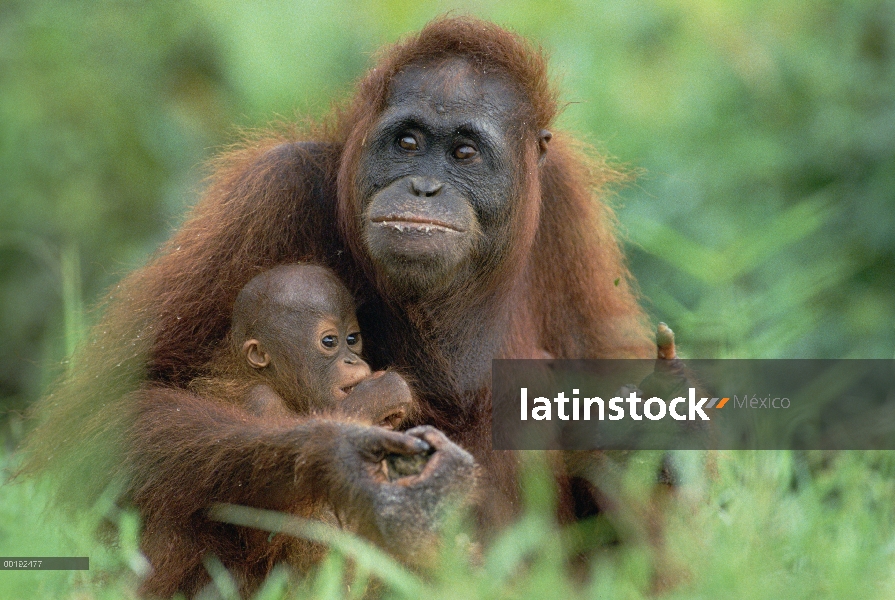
[{"xmin": 371, "ymin": 216, "xmax": 466, "ymax": 233}]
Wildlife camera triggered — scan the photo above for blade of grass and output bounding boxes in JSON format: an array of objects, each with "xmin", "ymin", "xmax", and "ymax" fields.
[{"xmin": 208, "ymin": 503, "xmax": 425, "ymax": 598}]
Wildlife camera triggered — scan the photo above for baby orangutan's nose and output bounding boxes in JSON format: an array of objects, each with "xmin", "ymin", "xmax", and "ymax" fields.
[{"xmin": 338, "ymin": 361, "xmax": 372, "ymax": 396}]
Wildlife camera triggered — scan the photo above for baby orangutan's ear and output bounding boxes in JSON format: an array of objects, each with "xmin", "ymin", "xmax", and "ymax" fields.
[{"xmin": 242, "ymin": 339, "xmax": 271, "ymax": 369}]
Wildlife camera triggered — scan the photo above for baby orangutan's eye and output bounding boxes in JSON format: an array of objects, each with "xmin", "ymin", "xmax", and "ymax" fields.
[
  {"xmin": 321, "ymin": 335, "xmax": 338, "ymax": 349},
  {"xmin": 346, "ymin": 333, "xmax": 361, "ymax": 347}
]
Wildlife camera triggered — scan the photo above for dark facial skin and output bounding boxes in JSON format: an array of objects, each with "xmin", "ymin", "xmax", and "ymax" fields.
[
  {"xmin": 357, "ymin": 59, "xmax": 550, "ymax": 298},
  {"xmin": 236, "ymin": 265, "xmax": 412, "ymax": 426}
]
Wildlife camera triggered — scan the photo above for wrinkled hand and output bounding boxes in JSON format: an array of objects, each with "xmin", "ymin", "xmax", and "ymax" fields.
[
  {"xmin": 639, "ymin": 322, "xmax": 690, "ymax": 399},
  {"xmin": 337, "ymin": 370, "xmax": 413, "ymax": 429},
  {"xmin": 336, "ymin": 421, "xmax": 431, "ymax": 470},
  {"xmin": 386, "ymin": 426, "xmax": 477, "ymax": 485},
  {"xmin": 331, "ymin": 423, "xmax": 476, "ymax": 565}
]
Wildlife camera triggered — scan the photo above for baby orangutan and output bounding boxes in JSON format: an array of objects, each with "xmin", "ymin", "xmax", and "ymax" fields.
[
  {"xmin": 128, "ymin": 264, "xmax": 473, "ymax": 597},
  {"xmin": 192, "ymin": 264, "xmax": 426, "ymax": 477}
]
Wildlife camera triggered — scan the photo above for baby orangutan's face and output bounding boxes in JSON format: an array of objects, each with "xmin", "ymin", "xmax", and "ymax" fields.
[
  {"xmin": 305, "ymin": 312, "xmax": 371, "ymax": 402},
  {"xmin": 240, "ymin": 269, "xmax": 371, "ymax": 410},
  {"xmin": 238, "ymin": 265, "xmax": 412, "ymax": 428}
]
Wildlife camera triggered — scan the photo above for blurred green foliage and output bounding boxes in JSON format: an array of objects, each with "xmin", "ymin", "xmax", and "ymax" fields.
[
  {"xmin": 4, "ymin": 445, "xmax": 895, "ymax": 599},
  {"xmin": 1, "ymin": 1, "xmax": 894, "ymax": 596}
]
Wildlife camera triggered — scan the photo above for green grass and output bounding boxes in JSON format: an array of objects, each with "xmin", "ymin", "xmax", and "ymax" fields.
[{"xmin": 3, "ymin": 446, "xmax": 894, "ymax": 599}]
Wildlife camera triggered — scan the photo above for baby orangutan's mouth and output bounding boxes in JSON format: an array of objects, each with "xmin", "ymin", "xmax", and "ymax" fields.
[{"xmin": 340, "ymin": 385, "xmax": 356, "ymax": 396}]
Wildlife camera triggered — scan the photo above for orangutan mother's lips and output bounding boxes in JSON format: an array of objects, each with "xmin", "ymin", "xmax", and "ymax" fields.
[{"xmin": 370, "ymin": 216, "xmax": 466, "ymax": 233}]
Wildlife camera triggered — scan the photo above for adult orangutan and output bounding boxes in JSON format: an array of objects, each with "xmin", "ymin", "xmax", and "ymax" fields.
[{"xmin": 24, "ymin": 16, "xmax": 661, "ymax": 597}]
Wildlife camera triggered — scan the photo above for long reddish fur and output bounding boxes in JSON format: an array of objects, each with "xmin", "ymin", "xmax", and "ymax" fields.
[{"xmin": 24, "ymin": 15, "xmax": 654, "ymax": 596}]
